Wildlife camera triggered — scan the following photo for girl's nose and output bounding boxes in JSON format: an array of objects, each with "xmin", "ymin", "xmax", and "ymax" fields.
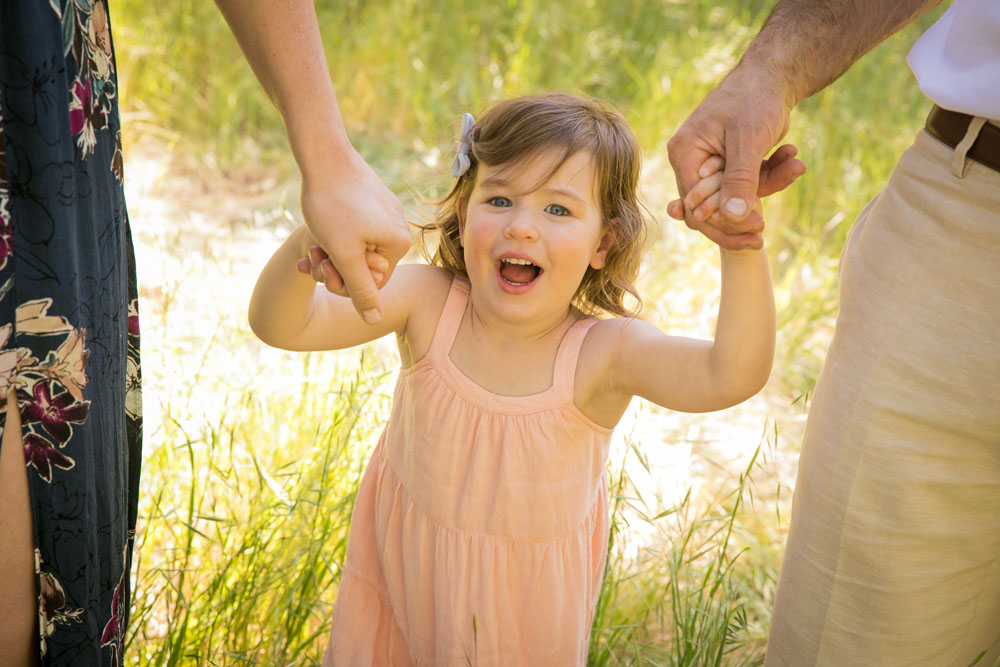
[{"xmin": 503, "ymin": 210, "xmax": 539, "ymax": 241}]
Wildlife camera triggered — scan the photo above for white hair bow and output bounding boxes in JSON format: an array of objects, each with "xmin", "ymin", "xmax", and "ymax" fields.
[{"xmin": 451, "ymin": 112, "xmax": 475, "ymax": 178}]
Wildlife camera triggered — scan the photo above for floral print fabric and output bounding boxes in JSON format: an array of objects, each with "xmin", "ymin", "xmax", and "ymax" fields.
[{"xmin": 0, "ymin": 0, "xmax": 141, "ymax": 663}]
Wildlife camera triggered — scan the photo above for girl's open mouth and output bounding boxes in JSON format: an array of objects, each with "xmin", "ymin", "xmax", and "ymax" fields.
[{"xmin": 498, "ymin": 257, "xmax": 542, "ymax": 286}]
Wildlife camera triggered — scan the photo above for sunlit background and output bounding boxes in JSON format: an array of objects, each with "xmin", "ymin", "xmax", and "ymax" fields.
[{"xmin": 113, "ymin": 1, "xmax": 945, "ymax": 663}]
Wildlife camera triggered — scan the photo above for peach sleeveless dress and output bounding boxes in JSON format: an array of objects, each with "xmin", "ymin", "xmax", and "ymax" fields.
[{"xmin": 324, "ymin": 278, "xmax": 614, "ymax": 666}]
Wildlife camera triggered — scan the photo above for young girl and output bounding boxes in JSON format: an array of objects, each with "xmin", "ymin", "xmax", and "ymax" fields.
[{"xmin": 249, "ymin": 93, "xmax": 798, "ymax": 665}]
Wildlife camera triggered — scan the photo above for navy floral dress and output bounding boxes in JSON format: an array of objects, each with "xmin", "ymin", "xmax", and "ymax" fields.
[{"xmin": 0, "ymin": 0, "xmax": 141, "ymax": 663}]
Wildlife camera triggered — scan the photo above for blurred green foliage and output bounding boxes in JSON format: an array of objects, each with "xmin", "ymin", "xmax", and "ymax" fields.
[{"xmin": 116, "ymin": 1, "xmax": 769, "ymax": 156}]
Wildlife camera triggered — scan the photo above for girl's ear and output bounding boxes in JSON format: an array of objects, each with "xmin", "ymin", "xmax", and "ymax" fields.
[{"xmin": 590, "ymin": 221, "xmax": 617, "ymax": 270}]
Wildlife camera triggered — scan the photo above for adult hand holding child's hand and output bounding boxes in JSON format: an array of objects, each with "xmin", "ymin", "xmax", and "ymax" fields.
[
  {"xmin": 667, "ymin": 66, "xmax": 805, "ymax": 249},
  {"xmin": 299, "ymin": 151, "xmax": 410, "ymax": 325},
  {"xmin": 666, "ymin": 144, "xmax": 806, "ymax": 234}
]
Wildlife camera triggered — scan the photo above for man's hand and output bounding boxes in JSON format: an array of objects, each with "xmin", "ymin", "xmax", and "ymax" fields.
[
  {"xmin": 667, "ymin": 66, "xmax": 796, "ymax": 249},
  {"xmin": 666, "ymin": 0, "xmax": 938, "ymax": 249},
  {"xmin": 299, "ymin": 151, "xmax": 410, "ymax": 325},
  {"xmin": 666, "ymin": 144, "xmax": 806, "ymax": 225}
]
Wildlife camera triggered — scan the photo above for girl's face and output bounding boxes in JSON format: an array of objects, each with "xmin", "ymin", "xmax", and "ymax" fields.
[{"xmin": 459, "ymin": 149, "xmax": 614, "ymax": 328}]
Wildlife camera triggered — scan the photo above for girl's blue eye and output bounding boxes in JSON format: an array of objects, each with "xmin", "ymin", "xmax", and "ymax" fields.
[
  {"xmin": 488, "ymin": 196, "xmax": 512, "ymax": 208},
  {"xmin": 545, "ymin": 204, "xmax": 570, "ymax": 216}
]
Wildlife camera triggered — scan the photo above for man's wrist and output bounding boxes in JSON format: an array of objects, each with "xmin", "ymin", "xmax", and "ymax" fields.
[
  {"xmin": 726, "ymin": 56, "xmax": 800, "ymax": 115},
  {"xmin": 290, "ymin": 127, "xmax": 358, "ymax": 178},
  {"xmin": 281, "ymin": 90, "xmax": 360, "ymax": 179}
]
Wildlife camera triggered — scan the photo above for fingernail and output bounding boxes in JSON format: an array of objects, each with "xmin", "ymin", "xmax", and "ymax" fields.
[
  {"xmin": 725, "ymin": 199, "xmax": 747, "ymax": 216},
  {"xmin": 362, "ymin": 309, "xmax": 381, "ymax": 325}
]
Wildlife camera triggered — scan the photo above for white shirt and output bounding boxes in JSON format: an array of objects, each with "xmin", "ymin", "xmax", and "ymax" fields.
[{"xmin": 908, "ymin": 0, "xmax": 1000, "ymax": 120}]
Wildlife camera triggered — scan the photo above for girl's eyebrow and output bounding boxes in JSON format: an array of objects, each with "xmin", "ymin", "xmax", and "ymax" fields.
[
  {"xmin": 478, "ymin": 175, "xmax": 513, "ymax": 190},
  {"xmin": 540, "ymin": 186, "xmax": 588, "ymax": 204}
]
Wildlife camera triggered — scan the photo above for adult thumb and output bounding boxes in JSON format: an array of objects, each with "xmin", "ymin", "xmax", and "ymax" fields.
[
  {"xmin": 719, "ymin": 144, "xmax": 763, "ymax": 224},
  {"xmin": 338, "ymin": 254, "xmax": 383, "ymax": 324}
]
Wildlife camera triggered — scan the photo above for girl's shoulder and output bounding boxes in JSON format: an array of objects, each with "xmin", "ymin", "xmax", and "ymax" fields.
[
  {"xmin": 577, "ymin": 314, "xmax": 651, "ymax": 374},
  {"xmin": 574, "ymin": 315, "xmax": 646, "ymax": 428},
  {"xmin": 579, "ymin": 314, "xmax": 676, "ymax": 380},
  {"xmin": 391, "ymin": 262, "xmax": 456, "ymax": 295},
  {"xmin": 391, "ymin": 263, "xmax": 457, "ymax": 367},
  {"xmin": 579, "ymin": 314, "xmax": 645, "ymax": 351}
]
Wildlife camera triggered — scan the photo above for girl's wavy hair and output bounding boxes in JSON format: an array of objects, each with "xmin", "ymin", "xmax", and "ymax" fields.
[{"xmin": 420, "ymin": 92, "xmax": 646, "ymax": 318}]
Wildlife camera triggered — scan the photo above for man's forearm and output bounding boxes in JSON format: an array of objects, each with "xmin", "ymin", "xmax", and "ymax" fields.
[
  {"xmin": 739, "ymin": 0, "xmax": 942, "ymax": 108},
  {"xmin": 214, "ymin": 0, "xmax": 354, "ymax": 174}
]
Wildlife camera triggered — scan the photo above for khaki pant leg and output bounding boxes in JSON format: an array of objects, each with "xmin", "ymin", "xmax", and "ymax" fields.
[{"xmin": 766, "ymin": 129, "xmax": 1000, "ymax": 667}]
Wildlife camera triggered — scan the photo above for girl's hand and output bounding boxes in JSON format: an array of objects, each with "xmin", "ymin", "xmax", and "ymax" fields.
[
  {"xmin": 296, "ymin": 245, "xmax": 386, "ymax": 291},
  {"xmin": 666, "ymin": 144, "xmax": 805, "ymax": 223}
]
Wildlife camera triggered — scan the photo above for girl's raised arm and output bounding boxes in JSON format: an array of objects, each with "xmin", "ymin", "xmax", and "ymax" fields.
[
  {"xmin": 608, "ymin": 225, "xmax": 775, "ymax": 413},
  {"xmin": 249, "ymin": 225, "xmax": 429, "ymax": 352}
]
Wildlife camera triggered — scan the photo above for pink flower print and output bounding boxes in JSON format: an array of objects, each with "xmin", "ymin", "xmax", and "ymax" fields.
[
  {"xmin": 0, "ymin": 197, "xmax": 10, "ymax": 272},
  {"xmin": 100, "ymin": 572, "xmax": 124, "ymax": 650},
  {"xmin": 128, "ymin": 298, "xmax": 140, "ymax": 336},
  {"xmin": 69, "ymin": 78, "xmax": 91, "ymax": 136},
  {"xmin": 22, "ymin": 380, "xmax": 90, "ymax": 445},
  {"xmin": 101, "ymin": 544, "xmax": 128, "ymax": 658},
  {"xmin": 68, "ymin": 78, "xmax": 98, "ymax": 157},
  {"xmin": 23, "ymin": 432, "xmax": 76, "ymax": 483},
  {"xmin": 0, "ymin": 218, "xmax": 10, "ymax": 259}
]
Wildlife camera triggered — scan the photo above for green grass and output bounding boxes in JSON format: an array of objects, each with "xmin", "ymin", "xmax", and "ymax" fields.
[
  {"xmin": 116, "ymin": 1, "xmax": 948, "ymax": 663},
  {"xmin": 587, "ymin": 427, "xmax": 785, "ymax": 666},
  {"xmin": 126, "ymin": 353, "xmax": 784, "ymax": 665},
  {"xmin": 126, "ymin": 350, "xmax": 389, "ymax": 665}
]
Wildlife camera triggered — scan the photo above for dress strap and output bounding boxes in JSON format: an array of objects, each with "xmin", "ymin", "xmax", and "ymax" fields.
[
  {"xmin": 425, "ymin": 276, "xmax": 470, "ymax": 362},
  {"xmin": 551, "ymin": 317, "xmax": 598, "ymax": 403}
]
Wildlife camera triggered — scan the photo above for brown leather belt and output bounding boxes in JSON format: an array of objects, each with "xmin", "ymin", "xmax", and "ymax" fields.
[{"xmin": 925, "ymin": 105, "xmax": 1000, "ymax": 173}]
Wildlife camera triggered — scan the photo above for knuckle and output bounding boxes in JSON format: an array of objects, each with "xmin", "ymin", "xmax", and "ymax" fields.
[
  {"xmin": 392, "ymin": 228, "xmax": 412, "ymax": 248},
  {"xmin": 666, "ymin": 132, "xmax": 683, "ymax": 156},
  {"xmin": 349, "ymin": 282, "xmax": 378, "ymax": 303},
  {"xmin": 723, "ymin": 167, "xmax": 759, "ymax": 187}
]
